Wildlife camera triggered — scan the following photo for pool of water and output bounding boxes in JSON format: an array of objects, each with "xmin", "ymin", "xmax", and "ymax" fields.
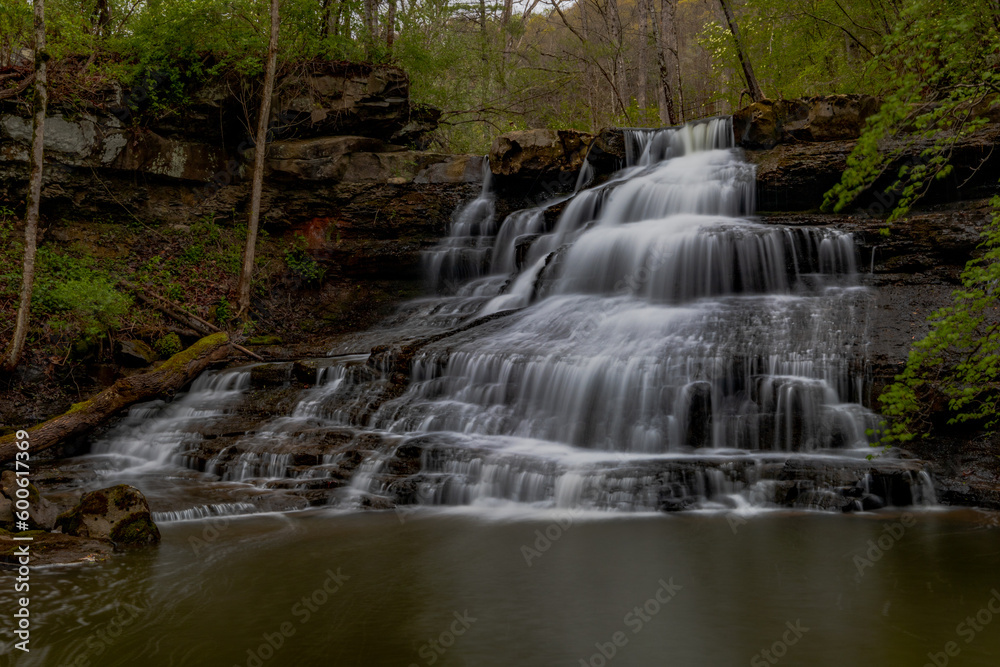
[{"xmin": 4, "ymin": 508, "xmax": 1000, "ymax": 666}]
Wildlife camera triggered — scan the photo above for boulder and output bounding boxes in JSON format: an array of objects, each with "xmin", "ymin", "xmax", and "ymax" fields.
[
  {"xmin": 489, "ymin": 129, "xmax": 594, "ymax": 191},
  {"xmin": 116, "ymin": 339, "xmax": 158, "ymax": 367},
  {"xmin": 55, "ymin": 484, "xmax": 161, "ymax": 548},
  {"xmin": 1, "ymin": 469, "xmax": 58, "ymax": 530},
  {"xmin": 733, "ymin": 95, "xmax": 879, "ymax": 148}
]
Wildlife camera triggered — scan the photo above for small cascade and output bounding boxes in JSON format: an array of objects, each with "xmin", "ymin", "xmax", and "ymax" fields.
[
  {"xmin": 152, "ymin": 502, "xmax": 259, "ymax": 523},
  {"xmin": 90, "ymin": 369, "xmax": 250, "ymax": 467},
  {"xmin": 423, "ymin": 157, "xmax": 497, "ymax": 293},
  {"xmin": 349, "ymin": 116, "xmax": 931, "ymax": 511}
]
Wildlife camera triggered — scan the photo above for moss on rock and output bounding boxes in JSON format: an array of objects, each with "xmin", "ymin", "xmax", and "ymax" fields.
[{"xmin": 56, "ymin": 484, "xmax": 161, "ymax": 548}]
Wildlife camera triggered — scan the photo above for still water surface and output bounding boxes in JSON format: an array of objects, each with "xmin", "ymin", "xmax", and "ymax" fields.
[{"xmin": 4, "ymin": 508, "xmax": 1000, "ymax": 666}]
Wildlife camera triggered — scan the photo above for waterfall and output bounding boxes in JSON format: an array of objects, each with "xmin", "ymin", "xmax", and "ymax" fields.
[
  {"xmin": 360, "ymin": 117, "xmax": 906, "ymax": 509},
  {"xmin": 83, "ymin": 117, "xmax": 932, "ymax": 515}
]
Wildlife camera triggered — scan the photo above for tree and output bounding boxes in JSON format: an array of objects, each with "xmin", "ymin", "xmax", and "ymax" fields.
[
  {"xmin": 717, "ymin": 0, "xmax": 764, "ymax": 102},
  {"xmin": 236, "ymin": 0, "xmax": 279, "ymax": 319},
  {"xmin": 821, "ymin": 0, "xmax": 1000, "ymax": 444},
  {"xmin": 3, "ymin": 0, "xmax": 47, "ymax": 373},
  {"xmin": 649, "ymin": 0, "xmax": 678, "ymax": 124}
]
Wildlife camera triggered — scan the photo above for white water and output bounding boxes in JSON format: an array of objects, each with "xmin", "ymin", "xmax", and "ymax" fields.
[
  {"xmin": 86, "ymin": 118, "xmax": 932, "ymax": 514},
  {"xmin": 362, "ymin": 118, "xmax": 908, "ymax": 509}
]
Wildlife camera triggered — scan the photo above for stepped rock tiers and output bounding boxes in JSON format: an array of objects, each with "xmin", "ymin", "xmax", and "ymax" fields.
[
  {"xmin": 3, "ymin": 93, "xmax": 1000, "ymax": 518},
  {"xmin": 20, "ymin": 117, "xmax": 947, "ymax": 522}
]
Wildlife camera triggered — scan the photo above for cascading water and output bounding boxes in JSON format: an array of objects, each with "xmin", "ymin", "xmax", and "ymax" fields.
[
  {"xmin": 356, "ymin": 118, "xmax": 932, "ymax": 510},
  {"xmin": 79, "ymin": 117, "xmax": 934, "ymax": 517}
]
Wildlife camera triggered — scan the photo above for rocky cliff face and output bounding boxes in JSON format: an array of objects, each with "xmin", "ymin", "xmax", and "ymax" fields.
[{"xmin": 0, "ymin": 65, "xmax": 488, "ymax": 346}]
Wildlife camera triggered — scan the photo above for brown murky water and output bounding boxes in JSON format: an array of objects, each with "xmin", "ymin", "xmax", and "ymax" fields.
[{"xmin": 3, "ymin": 507, "xmax": 1000, "ymax": 666}]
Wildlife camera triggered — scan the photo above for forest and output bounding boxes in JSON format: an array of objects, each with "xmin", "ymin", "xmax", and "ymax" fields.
[
  {"xmin": 2, "ymin": 0, "xmax": 1000, "ymax": 447},
  {"xmin": 0, "ymin": 0, "xmax": 973, "ymax": 152}
]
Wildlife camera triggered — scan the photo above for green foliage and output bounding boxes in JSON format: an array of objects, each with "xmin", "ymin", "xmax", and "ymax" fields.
[
  {"xmin": 824, "ymin": 0, "xmax": 1000, "ymax": 443},
  {"xmin": 214, "ymin": 297, "xmax": 232, "ymax": 326},
  {"xmin": 154, "ymin": 332, "xmax": 183, "ymax": 357},
  {"xmin": 698, "ymin": 0, "xmax": 894, "ymax": 108},
  {"xmin": 879, "ymin": 197, "xmax": 1000, "ymax": 443},
  {"xmin": 27, "ymin": 246, "xmax": 131, "ymax": 338},
  {"xmin": 44, "ymin": 277, "xmax": 131, "ymax": 337},
  {"xmin": 823, "ymin": 0, "xmax": 999, "ymax": 221},
  {"xmin": 284, "ymin": 234, "xmax": 324, "ymax": 284}
]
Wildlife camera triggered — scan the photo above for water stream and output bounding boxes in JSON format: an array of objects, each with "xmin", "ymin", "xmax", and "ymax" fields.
[
  {"xmin": 69, "ymin": 117, "xmax": 934, "ymax": 516},
  {"xmin": 7, "ymin": 116, "xmax": 996, "ymax": 667}
]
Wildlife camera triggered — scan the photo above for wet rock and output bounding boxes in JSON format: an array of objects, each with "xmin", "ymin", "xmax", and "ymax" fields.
[
  {"xmin": 1, "ymin": 470, "xmax": 57, "ymax": 530},
  {"xmin": 489, "ymin": 129, "xmax": 593, "ymax": 192},
  {"xmin": 842, "ymin": 493, "xmax": 886, "ymax": 512},
  {"xmin": 733, "ymin": 95, "xmax": 879, "ymax": 149},
  {"xmin": 249, "ymin": 362, "xmax": 294, "ymax": 389},
  {"xmin": 683, "ymin": 382, "xmax": 713, "ymax": 448},
  {"xmin": 748, "ymin": 123, "xmax": 1000, "ymax": 211},
  {"xmin": 55, "ymin": 485, "xmax": 161, "ymax": 548},
  {"xmin": 116, "ymin": 339, "xmax": 158, "ymax": 367}
]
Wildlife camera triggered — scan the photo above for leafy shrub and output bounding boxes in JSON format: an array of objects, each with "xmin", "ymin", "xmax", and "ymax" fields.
[
  {"xmin": 154, "ymin": 332, "xmax": 183, "ymax": 358},
  {"xmin": 284, "ymin": 234, "xmax": 324, "ymax": 284},
  {"xmin": 45, "ymin": 278, "xmax": 131, "ymax": 337}
]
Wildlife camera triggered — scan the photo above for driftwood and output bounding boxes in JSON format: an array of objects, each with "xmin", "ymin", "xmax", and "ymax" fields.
[
  {"xmin": 131, "ymin": 287, "xmax": 263, "ymax": 361},
  {"xmin": 0, "ymin": 333, "xmax": 230, "ymax": 464}
]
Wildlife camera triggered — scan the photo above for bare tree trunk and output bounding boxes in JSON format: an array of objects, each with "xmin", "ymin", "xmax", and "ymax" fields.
[
  {"xmin": 95, "ymin": 0, "xmax": 110, "ymax": 36},
  {"xmin": 333, "ymin": 0, "xmax": 345, "ymax": 37},
  {"xmin": 3, "ymin": 0, "xmax": 47, "ymax": 374},
  {"xmin": 237, "ymin": 0, "xmax": 279, "ymax": 319},
  {"xmin": 364, "ymin": 0, "xmax": 378, "ymax": 54},
  {"xmin": 664, "ymin": 0, "xmax": 684, "ymax": 122},
  {"xmin": 638, "ymin": 0, "xmax": 649, "ymax": 110},
  {"xmin": 502, "ymin": 0, "xmax": 514, "ymax": 58},
  {"xmin": 718, "ymin": 0, "xmax": 764, "ymax": 102},
  {"xmin": 649, "ymin": 0, "xmax": 676, "ymax": 125},
  {"xmin": 320, "ymin": 0, "xmax": 331, "ymax": 38},
  {"xmin": 385, "ymin": 0, "xmax": 396, "ymax": 50},
  {"xmin": 608, "ymin": 0, "xmax": 625, "ymax": 117}
]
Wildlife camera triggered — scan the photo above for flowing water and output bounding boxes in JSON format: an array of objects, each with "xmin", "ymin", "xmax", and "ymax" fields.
[
  {"xmin": 8, "ymin": 117, "xmax": 988, "ymax": 666},
  {"xmin": 67, "ymin": 117, "xmax": 928, "ymax": 514}
]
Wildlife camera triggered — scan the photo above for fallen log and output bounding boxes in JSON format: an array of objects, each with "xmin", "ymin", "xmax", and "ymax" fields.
[
  {"xmin": 0, "ymin": 333, "xmax": 230, "ymax": 464},
  {"xmin": 131, "ymin": 288, "xmax": 263, "ymax": 361}
]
